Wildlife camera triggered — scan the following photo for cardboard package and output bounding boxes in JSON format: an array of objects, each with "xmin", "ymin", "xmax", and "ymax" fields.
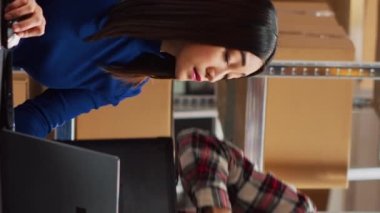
[
  {"xmin": 279, "ymin": 24, "xmax": 347, "ymax": 37},
  {"xmin": 274, "ymin": 1, "xmax": 332, "ymax": 12},
  {"xmin": 75, "ymin": 79, "xmax": 172, "ymax": 139},
  {"xmin": 275, "ymin": 0, "xmax": 353, "ymax": 61},
  {"xmin": 13, "ymin": 71, "xmax": 30, "ymax": 107},
  {"xmin": 277, "ymin": 34, "xmax": 354, "ymax": 61},
  {"xmin": 274, "ymin": 1, "xmax": 338, "ymax": 28},
  {"xmin": 263, "ymin": 1, "xmax": 354, "ymax": 189}
]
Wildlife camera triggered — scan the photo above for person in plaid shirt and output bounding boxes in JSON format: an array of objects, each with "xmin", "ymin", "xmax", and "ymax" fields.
[{"xmin": 177, "ymin": 128, "xmax": 316, "ymax": 213}]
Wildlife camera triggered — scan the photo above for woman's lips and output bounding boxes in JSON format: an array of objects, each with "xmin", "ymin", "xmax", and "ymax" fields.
[
  {"xmin": 191, "ymin": 70, "xmax": 197, "ymax": 81},
  {"xmin": 192, "ymin": 68, "xmax": 202, "ymax": 81}
]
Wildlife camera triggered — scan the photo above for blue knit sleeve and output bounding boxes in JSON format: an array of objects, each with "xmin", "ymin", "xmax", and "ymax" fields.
[{"xmin": 14, "ymin": 86, "xmax": 142, "ymax": 138}]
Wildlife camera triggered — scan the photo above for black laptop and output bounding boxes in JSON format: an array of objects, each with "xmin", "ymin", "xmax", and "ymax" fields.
[
  {"xmin": 0, "ymin": 129, "xmax": 120, "ymax": 213},
  {"xmin": 63, "ymin": 137, "xmax": 177, "ymax": 213},
  {"xmin": 0, "ymin": 129, "xmax": 177, "ymax": 213}
]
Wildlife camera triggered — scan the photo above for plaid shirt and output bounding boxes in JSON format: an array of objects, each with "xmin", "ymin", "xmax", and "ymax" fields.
[{"xmin": 177, "ymin": 129, "xmax": 316, "ymax": 213}]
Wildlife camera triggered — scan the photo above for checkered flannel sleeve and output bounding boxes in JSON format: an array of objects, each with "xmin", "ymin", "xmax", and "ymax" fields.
[{"xmin": 178, "ymin": 129, "xmax": 317, "ymax": 213}]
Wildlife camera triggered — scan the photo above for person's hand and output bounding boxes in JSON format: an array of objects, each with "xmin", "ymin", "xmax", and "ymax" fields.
[{"xmin": 4, "ymin": 0, "xmax": 46, "ymax": 38}]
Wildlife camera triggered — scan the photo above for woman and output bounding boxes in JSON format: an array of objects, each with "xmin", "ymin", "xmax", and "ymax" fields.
[
  {"xmin": 177, "ymin": 129, "xmax": 316, "ymax": 213},
  {"xmin": 5, "ymin": 0, "xmax": 277, "ymax": 137}
]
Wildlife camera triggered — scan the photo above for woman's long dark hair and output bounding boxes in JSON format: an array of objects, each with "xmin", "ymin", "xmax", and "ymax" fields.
[{"xmin": 89, "ymin": 0, "xmax": 278, "ymax": 81}]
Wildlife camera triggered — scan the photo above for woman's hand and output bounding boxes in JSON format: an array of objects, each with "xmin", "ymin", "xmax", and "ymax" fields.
[{"xmin": 4, "ymin": 0, "xmax": 46, "ymax": 38}]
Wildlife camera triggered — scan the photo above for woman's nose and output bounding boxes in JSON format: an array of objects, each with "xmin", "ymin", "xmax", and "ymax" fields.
[
  {"xmin": 205, "ymin": 67, "xmax": 216, "ymax": 81},
  {"xmin": 205, "ymin": 67, "xmax": 226, "ymax": 82}
]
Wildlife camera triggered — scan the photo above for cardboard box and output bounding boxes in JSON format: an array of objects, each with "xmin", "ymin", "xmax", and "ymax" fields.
[
  {"xmin": 264, "ymin": 78, "xmax": 353, "ymax": 189},
  {"xmin": 277, "ymin": 35, "xmax": 354, "ymax": 61},
  {"xmin": 12, "ymin": 71, "xmax": 44, "ymax": 107},
  {"xmin": 279, "ymin": 24, "xmax": 347, "ymax": 37},
  {"xmin": 275, "ymin": 1, "xmax": 338, "ymax": 27},
  {"xmin": 13, "ymin": 71, "xmax": 30, "ymax": 107},
  {"xmin": 278, "ymin": 14, "xmax": 339, "ymax": 28},
  {"xmin": 274, "ymin": 1, "xmax": 333, "ymax": 15},
  {"xmin": 76, "ymin": 79, "xmax": 172, "ymax": 139},
  {"xmin": 262, "ymin": 1, "xmax": 354, "ymax": 189}
]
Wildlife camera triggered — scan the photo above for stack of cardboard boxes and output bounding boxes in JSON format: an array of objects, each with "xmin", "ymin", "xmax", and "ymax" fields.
[{"xmin": 264, "ymin": 0, "xmax": 354, "ymax": 190}]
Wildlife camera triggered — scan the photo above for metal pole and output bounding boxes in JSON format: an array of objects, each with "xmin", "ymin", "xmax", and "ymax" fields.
[{"xmin": 244, "ymin": 77, "xmax": 267, "ymax": 172}]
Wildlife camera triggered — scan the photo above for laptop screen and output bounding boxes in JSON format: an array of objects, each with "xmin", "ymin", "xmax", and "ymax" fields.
[
  {"xmin": 63, "ymin": 137, "xmax": 177, "ymax": 213},
  {"xmin": 0, "ymin": 129, "xmax": 120, "ymax": 213}
]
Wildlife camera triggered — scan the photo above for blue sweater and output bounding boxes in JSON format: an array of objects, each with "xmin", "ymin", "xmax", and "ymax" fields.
[{"xmin": 13, "ymin": 0, "xmax": 161, "ymax": 137}]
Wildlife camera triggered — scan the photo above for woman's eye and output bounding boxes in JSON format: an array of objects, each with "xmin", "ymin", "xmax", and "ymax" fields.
[{"xmin": 224, "ymin": 51, "xmax": 230, "ymax": 65}]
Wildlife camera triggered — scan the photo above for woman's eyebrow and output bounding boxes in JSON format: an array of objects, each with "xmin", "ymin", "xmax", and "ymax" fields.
[{"xmin": 240, "ymin": 51, "xmax": 247, "ymax": 66}]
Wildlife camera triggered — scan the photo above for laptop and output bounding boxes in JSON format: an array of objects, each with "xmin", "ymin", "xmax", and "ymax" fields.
[
  {"xmin": 0, "ymin": 129, "xmax": 120, "ymax": 213},
  {"xmin": 0, "ymin": 129, "xmax": 177, "ymax": 213},
  {"xmin": 62, "ymin": 137, "xmax": 177, "ymax": 213}
]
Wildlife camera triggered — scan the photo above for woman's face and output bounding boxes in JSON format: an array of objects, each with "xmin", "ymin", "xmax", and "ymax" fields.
[{"xmin": 174, "ymin": 43, "xmax": 264, "ymax": 82}]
